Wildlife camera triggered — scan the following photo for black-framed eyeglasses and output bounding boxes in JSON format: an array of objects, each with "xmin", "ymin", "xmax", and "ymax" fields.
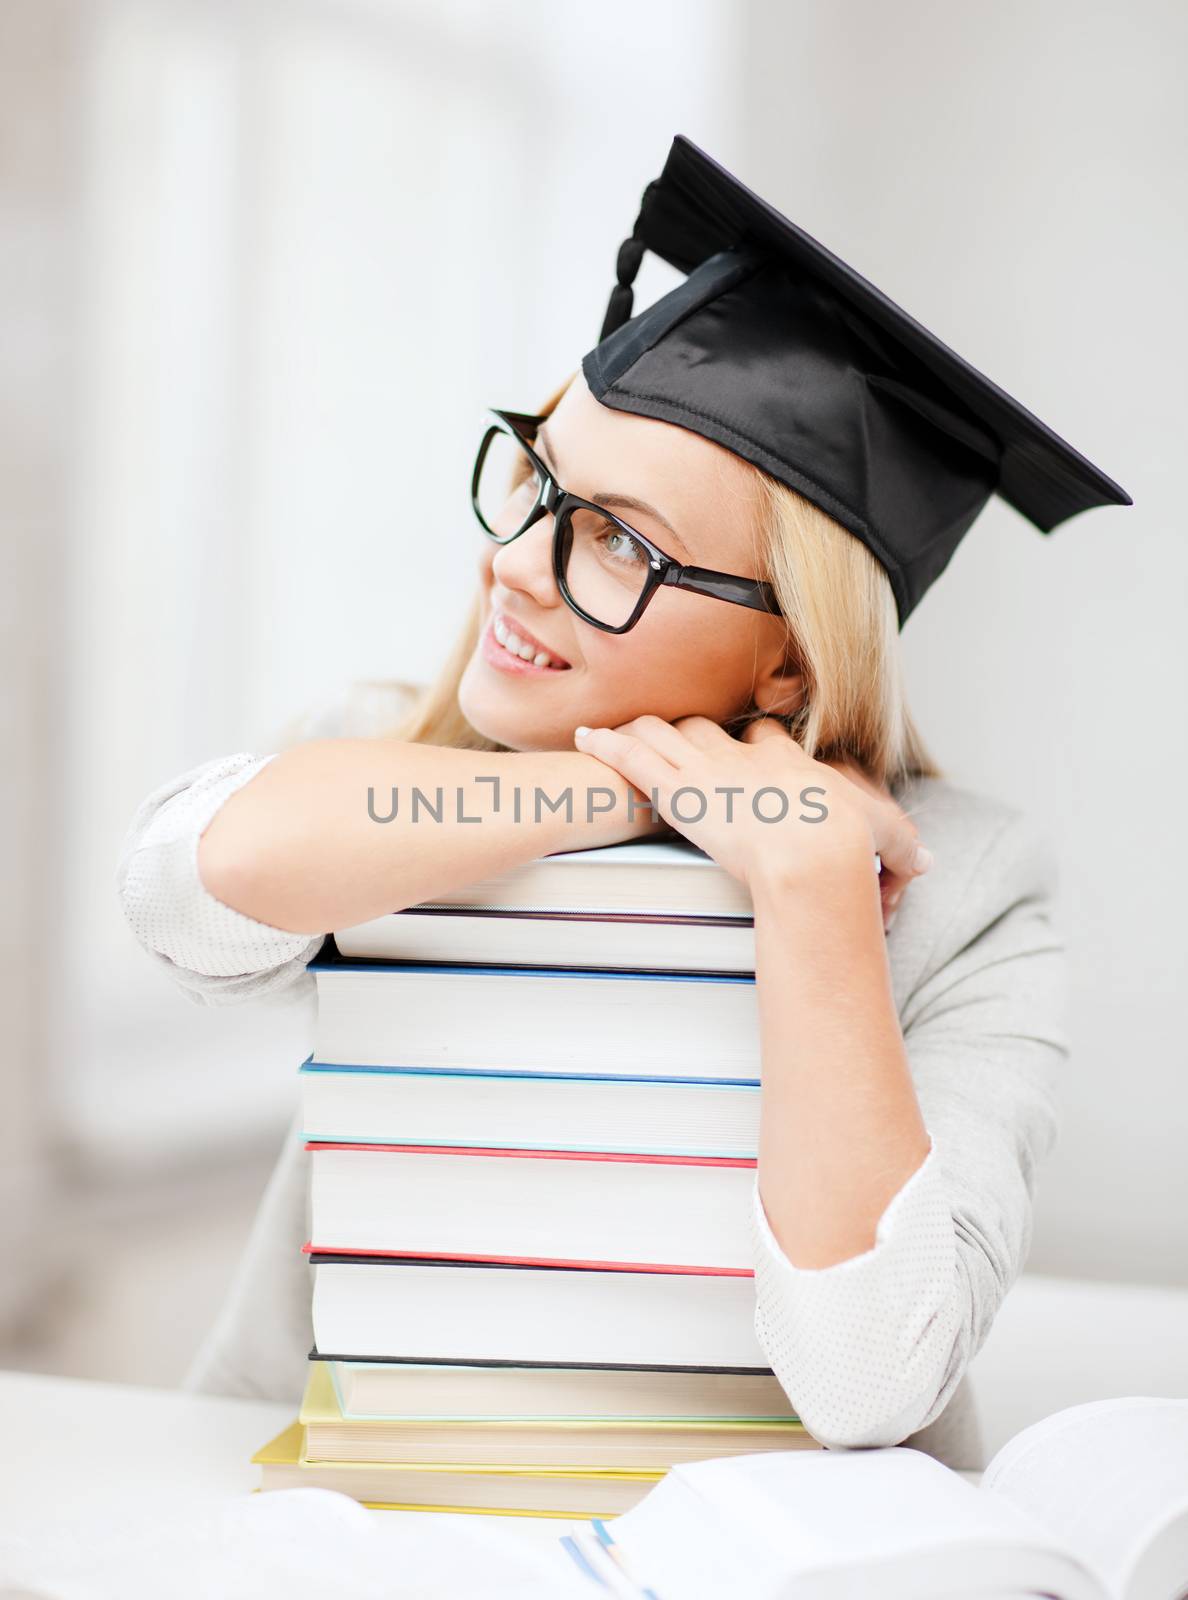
[{"xmin": 471, "ymin": 407, "xmax": 783, "ymax": 634}]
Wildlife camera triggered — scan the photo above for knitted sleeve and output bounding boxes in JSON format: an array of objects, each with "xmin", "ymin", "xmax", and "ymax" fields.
[
  {"xmin": 116, "ymin": 751, "xmax": 326, "ymax": 1006},
  {"xmin": 748, "ymin": 810, "xmax": 1066, "ymax": 1450}
]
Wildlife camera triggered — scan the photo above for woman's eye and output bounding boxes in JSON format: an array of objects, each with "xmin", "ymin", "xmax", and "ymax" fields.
[
  {"xmin": 509, "ymin": 468, "xmax": 541, "ymax": 501},
  {"xmin": 600, "ymin": 526, "xmax": 646, "ymax": 563}
]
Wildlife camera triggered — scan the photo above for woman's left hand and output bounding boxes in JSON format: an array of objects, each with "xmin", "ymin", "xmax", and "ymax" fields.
[{"xmin": 573, "ymin": 714, "xmax": 931, "ymax": 926}]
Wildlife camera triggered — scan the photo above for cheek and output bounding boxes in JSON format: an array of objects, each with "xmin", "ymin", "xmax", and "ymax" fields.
[
  {"xmin": 638, "ymin": 607, "xmax": 749, "ymax": 682},
  {"xmin": 580, "ymin": 627, "xmax": 662, "ymax": 683},
  {"xmin": 612, "ymin": 609, "xmax": 761, "ymax": 718},
  {"xmin": 582, "ymin": 613, "xmax": 738, "ymax": 703}
]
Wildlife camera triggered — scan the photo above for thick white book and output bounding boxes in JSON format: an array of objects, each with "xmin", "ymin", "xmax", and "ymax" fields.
[
  {"xmin": 305, "ymin": 1143, "xmax": 756, "ymax": 1270},
  {"xmin": 309, "ymin": 1257, "xmax": 768, "ymax": 1369},
  {"xmin": 333, "ymin": 905, "xmax": 757, "ymax": 973},
  {"xmin": 590, "ymin": 1398, "xmax": 1188, "ymax": 1600},
  {"xmin": 299, "ymin": 1059, "xmax": 761, "ymax": 1158},
  {"xmin": 332, "ymin": 836, "xmax": 757, "ymax": 970},
  {"xmin": 349, "ymin": 837, "xmax": 754, "ymax": 918},
  {"xmin": 308, "ymin": 954, "xmax": 759, "ymax": 1080}
]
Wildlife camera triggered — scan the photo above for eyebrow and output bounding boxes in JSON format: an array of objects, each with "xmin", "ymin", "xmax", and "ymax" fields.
[{"xmin": 535, "ymin": 421, "xmax": 693, "ymax": 558}]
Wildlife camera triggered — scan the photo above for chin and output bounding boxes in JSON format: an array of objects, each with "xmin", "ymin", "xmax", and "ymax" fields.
[{"xmin": 457, "ymin": 664, "xmax": 545, "ymax": 752}]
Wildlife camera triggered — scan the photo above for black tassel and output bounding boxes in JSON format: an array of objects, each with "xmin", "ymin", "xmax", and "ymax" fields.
[{"xmin": 597, "ymin": 230, "xmax": 647, "ymax": 342}]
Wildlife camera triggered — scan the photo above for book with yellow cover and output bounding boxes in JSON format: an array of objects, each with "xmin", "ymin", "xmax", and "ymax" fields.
[
  {"xmin": 251, "ymin": 1421, "xmax": 663, "ymax": 1517},
  {"xmin": 298, "ymin": 1360, "xmax": 815, "ymax": 1467}
]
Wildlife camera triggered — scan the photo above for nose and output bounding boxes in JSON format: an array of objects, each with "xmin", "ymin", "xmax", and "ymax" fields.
[{"xmin": 489, "ymin": 515, "xmax": 561, "ymax": 610}]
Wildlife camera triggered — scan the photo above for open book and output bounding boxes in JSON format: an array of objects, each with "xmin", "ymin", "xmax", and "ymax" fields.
[{"xmin": 562, "ymin": 1398, "xmax": 1188, "ymax": 1600}]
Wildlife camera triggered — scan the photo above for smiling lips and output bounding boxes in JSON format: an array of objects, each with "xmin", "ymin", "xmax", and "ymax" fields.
[{"xmin": 488, "ymin": 611, "xmax": 572, "ymax": 671}]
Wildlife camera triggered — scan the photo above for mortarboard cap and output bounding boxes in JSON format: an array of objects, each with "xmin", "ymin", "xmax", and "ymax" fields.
[{"xmin": 582, "ymin": 135, "xmax": 1132, "ymax": 625}]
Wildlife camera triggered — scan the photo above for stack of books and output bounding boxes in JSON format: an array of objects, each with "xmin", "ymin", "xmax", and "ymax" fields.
[{"xmin": 252, "ymin": 837, "xmax": 822, "ymax": 1516}]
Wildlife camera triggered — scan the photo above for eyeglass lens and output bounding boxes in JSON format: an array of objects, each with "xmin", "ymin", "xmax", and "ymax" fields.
[{"xmin": 476, "ymin": 425, "xmax": 655, "ymax": 629}]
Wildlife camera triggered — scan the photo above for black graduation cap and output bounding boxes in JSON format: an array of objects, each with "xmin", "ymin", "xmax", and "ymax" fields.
[{"xmin": 582, "ymin": 135, "xmax": 1132, "ymax": 625}]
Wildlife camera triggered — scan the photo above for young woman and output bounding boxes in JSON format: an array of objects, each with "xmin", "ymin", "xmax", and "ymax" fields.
[{"xmin": 117, "ymin": 139, "xmax": 1126, "ymax": 1473}]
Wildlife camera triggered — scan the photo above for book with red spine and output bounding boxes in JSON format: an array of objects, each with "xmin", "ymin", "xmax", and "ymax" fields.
[{"xmin": 305, "ymin": 1141, "xmax": 759, "ymax": 1272}]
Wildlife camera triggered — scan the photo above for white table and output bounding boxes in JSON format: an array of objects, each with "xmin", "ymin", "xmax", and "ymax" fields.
[
  {"xmin": 0, "ymin": 1370, "xmax": 1002, "ymax": 1599},
  {"xmin": 0, "ymin": 1369, "xmax": 988, "ymax": 1550},
  {"xmin": 0, "ymin": 1370, "xmax": 586, "ymax": 1548}
]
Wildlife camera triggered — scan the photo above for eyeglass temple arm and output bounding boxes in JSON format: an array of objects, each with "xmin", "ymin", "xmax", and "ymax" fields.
[{"xmin": 664, "ymin": 564, "xmax": 783, "ymax": 616}]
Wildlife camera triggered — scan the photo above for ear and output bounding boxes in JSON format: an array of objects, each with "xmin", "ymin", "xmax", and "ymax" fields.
[{"xmin": 751, "ymin": 636, "xmax": 805, "ymax": 718}]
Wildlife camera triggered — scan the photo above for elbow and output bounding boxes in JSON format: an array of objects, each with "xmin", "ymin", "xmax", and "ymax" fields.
[
  {"xmin": 752, "ymin": 1272, "xmax": 967, "ymax": 1454},
  {"xmin": 755, "ymin": 1312, "xmax": 956, "ymax": 1453},
  {"xmin": 194, "ymin": 777, "xmax": 293, "ymax": 928},
  {"xmin": 195, "ymin": 824, "xmax": 242, "ymax": 912},
  {"xmin": 196, "ymin": 826, "xmax": 313, "ymax": 935},
  {"xmin": 196, "ymin": 824, "xmax": 263, "ymax": 920},
  {"xmin": 796, "ymin": 1392, "xmax": 941, "ymax": 1452}
]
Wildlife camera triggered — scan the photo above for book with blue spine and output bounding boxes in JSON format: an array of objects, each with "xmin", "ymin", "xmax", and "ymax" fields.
[
  {"xmin": 306, "ymin": 954, "xmax": 761, "ymax": 1076},
  {"xmin": 300, "ymin": 1057, "xmax": 761, "ymax": 1158}
]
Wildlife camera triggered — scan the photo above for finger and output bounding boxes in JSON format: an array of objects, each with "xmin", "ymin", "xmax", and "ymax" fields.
[
  {"xmin": 613, "ymin": 714, "xmax": 696, "ymax": 767},
  {"xmin": 739, "ymin": 715, "xmax": 796, "ymax": 746},
  {"xmin": 873, "ymin": 800, "xmax": 932, "ymax": 883},
  {"xmin": 823, "ymin": 758, "xmax": 931, "ymax": 882},
  {"xmin": 883, "ymin": 872, "xmax": 914, "ymax": 927},
  {"xmin": 573, "ymin": 723, "xmax": 678, "ymax": 802},
  {"xmin": 668, "ymin": 714, "xmax": 734, "ymax": 755}
]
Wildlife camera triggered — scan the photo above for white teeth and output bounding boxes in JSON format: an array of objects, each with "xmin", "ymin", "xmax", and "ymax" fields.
[{"xmin": 492, "ymin": 614, "xmax": 564, "ymax": 668}]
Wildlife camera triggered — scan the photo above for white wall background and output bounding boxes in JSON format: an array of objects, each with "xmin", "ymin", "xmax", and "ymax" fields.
[{"xmin": 3, "ymin": 0, "xmax": 1184, "ymax": 1380}]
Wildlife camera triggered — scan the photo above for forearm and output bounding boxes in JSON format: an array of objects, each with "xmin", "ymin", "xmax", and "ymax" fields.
[
  {"xmin": 752, "ymin": 852, "xmax": 931, "ymax": 1269},
  {"xmin": 198, "ymin": 739, "xmax": 641, "ymax": 934}
]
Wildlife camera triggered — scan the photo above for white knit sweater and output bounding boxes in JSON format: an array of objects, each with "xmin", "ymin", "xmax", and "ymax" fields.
[{"xmin": 116, "ymin": 683, "xmax": 1067, "ymax": 1471}]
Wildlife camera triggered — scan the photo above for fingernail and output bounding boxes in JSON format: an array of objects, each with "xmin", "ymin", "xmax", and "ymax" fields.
[
  {"xmin": 912, "ymin": 845, "xmax": 933, "ymax": 875},
  {"xmin": 574, "ymin": 725, "xmax": 592, "ymax": 742}
]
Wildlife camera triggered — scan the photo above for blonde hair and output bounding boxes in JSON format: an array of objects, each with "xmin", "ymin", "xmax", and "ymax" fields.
[{"xmin": 382, "ymin": 374, "xmax": 940, "ymax": 791}]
